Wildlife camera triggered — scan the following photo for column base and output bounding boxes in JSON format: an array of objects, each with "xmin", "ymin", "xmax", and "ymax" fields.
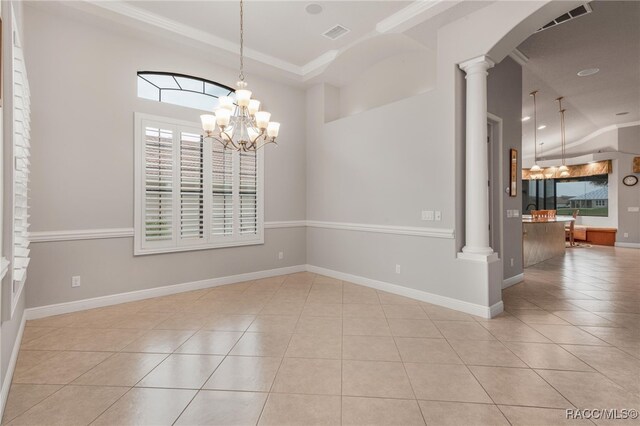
[{"xmin": 458, "ymin": 249, "xmax": 499, "ymax": 262}]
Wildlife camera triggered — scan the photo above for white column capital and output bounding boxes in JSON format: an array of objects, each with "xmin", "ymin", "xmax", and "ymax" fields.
[{"xmin": 459, "ymin": 55, "xmax": 495, "ymax": 75}]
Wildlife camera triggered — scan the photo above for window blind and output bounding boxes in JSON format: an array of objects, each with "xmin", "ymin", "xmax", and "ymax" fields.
[
  {"xmin": 239, "ymin": 151, "xmax": 258, "ymax": 234},
  {"xmin": 211, "ymin": 142, "xmax": 233, "ymax": 236},
  {"xmin": 135, "ymin": 114, "xmax": 263, "ymax": 255},
  {"xmin": 144, "ymin": 127, "xmax": 174, "ymax": 244},
  {"xmin": 179, "ymin": 131, "xmax": 204, "ymax": 241}
]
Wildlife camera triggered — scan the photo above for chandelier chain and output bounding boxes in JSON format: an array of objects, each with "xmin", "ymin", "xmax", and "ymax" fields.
[{"xmin": 239, "ymin": 0, "xmax": 244, "ymax": 82}]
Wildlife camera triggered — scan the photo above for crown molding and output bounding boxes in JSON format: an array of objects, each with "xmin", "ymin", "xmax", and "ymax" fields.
[
  {"xmin": 508, "ymin": 48, "xmax": 529, "ymax": 66},
  {"xmin": 77, "ymin": 0, "xmax": 461, "ymax": 82},
  {"xmin": 300, "ymin": 50, "xmax": 339, "ymax": 78},
  {"xmin": 376, "ymin": 0, "xmax": 459, "ymax": 34},
  {"xmin": 85, "ymin": 0, "xmax": 304, "ymax": 77}
]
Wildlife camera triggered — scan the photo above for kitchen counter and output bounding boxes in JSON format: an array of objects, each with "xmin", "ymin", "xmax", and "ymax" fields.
[{"xmin": 522, "ymin": 216, "xmax": 575, "ymax": 267}]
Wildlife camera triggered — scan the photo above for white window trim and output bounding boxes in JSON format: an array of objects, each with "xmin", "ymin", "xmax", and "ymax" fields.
[
  {"xmin": 134, "ymin": 113, "xmax": 264, "ymax": 255},
  {"xmin": 11, "ymin": 8, "xmax": 31, "ymax": 319}
]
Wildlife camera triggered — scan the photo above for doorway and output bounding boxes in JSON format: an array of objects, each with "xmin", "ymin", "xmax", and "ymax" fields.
[{"xmin": 487, "ymin": 115, "xmax": 504, "ymax": 259}]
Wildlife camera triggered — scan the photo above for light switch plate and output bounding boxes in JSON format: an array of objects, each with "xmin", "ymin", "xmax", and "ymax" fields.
[
  {"xmin": 506, "ymin": 210, "xmax": 513, "ymax": 218},
  {"xmin": 422, "ymin": 211, "xmax": 434, "ymax": 221},
  {"xmin": 435, "ymin": 211, "xmax": 442, "ymax": 221}
]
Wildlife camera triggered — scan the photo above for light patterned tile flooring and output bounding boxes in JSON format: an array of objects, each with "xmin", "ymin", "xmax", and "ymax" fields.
[{"xmin": 3, "ymin": 246, "xmax": 640, "ymax": 425}]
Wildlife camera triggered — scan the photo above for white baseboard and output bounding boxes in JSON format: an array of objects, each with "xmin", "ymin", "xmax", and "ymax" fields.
[
  {"xmin": 25, "ymin": 265, "xmax": 306, "ymax": 320},
  {"xmin": 614, "ymin": 242, "xmax": 640, "ymax": 249},
  {"xmin": 306, "ymin": 264, "xmax": 502, "ymax": 319},
  {"xmin": 490, "ymin": 300, "xmax": 505, "ymax": 317},
  {"xmin": 25, "ymin": 262, "xmax": 508, "ymax": 321},
  {"xmin": 1, "ymin": 313, "xmax": 26, "ymax": 418},
  {"xmin": 503, "ymin": 273, "xmax": 524, "ymax": 289}
]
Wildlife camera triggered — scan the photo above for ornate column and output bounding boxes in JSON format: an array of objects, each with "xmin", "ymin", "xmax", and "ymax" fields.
[{"xmin": 459, "ymin": 55, "xmax": 495, "ymax": 257}]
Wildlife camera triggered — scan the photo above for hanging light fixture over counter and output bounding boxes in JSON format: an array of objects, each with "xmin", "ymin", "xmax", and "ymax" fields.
[
  {"xmin": 529, "ymin": 90, "xmax": 542, "ymax": 174},
  {"xmin": 556, "ymin": 96, "xmax": 570, "ymax": 178},
  {"xmin": 200, "ymin": 0, "xmax": 280, "ymax": 152}
]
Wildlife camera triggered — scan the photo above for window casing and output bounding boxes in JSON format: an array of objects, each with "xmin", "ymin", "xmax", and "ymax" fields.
[
  {"xmin": 134, "ymin": 113, "xmax": 264, "ymax": 255},
  {"xmin": 11, "ymin": 11, "xmax": 31, "ymax": 317}
]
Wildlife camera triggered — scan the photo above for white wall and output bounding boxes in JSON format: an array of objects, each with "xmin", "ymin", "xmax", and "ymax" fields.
[
  {"xmin": 20, "ymin": 1, "xmax": 574, "ymax": 314},
  {"xmin": 616, "ymin": 125, "xmax": 640, "ymax": 245},
  {"xmin": 338, "ymin": 50, "xmax": 436, "ymax": 118},
  {"xmin": 306, "ymin": 82, "xmax": 501, "ymax": 309},
  {"xmin": 23, "ymin": 3, "xmax": 307, "ymax": 308},
  {"xmin": 487, "ymin": 57, "xmax": 523, "ymax": 281}
]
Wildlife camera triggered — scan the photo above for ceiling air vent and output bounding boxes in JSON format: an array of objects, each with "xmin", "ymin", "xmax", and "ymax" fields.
[
  {"xmin": 323, "ymin": 24, "xmax": 350, "ymax": 40},
  {"xmin": 536, "ymin": 4, "xmax": 592, "ymax": 32}
]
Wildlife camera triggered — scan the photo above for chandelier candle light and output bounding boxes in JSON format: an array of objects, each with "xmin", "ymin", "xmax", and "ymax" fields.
[
  {"xmin": 200, "ymin": 0, "xmax": 280, "ymax": 151},
  {"xmin": 529, "ymin": 90, "xmax": 542, "ymax": 174},
  {"xmin": 557, "ymin": 97, "xmax": 570, "ymax": 178}
]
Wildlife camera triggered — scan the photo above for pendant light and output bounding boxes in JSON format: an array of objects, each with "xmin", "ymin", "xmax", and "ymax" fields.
[
  {"xmin": 529, "ymin": 90, "xmax": 542, "ymax": 174},
  {"xmin": 556, "ymin": 97, "xmax": 570, "ymax": 178}
]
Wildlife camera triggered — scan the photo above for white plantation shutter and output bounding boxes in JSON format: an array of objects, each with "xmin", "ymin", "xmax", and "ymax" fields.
[
  {"xmin": 143, "ymin": 126, "xmax": 174, "ymax": 247},
  {"xmin": 12, "ymin": 20, "xmax": 32, "ymax": 316},
  {"xmin": 179, "ymin": 131, "xmax": 205, "ymax": 242},
  {"xmin": 239, "ymin": 151, "xmax": 258, "ymax": 234},
  {"xmin": 135, "ymin": 114, "xmax": 263, "ymax": 255},
  {"xmin": 211, "ymin": 143, "xmax": 233, "ymax": 236}
]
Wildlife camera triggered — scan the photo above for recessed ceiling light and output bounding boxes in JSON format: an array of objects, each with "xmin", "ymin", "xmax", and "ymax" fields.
[
  {"xmin": 305, "ymin": 3, "xmax": 323, "ymax": 15},
  {"xmin": 577, "ymin": 68, "xmax": 599, "ymax": 77},
  {"xmin": 616, "ymin": 111, "xmax": 629, "ymax": 116},
  {"xmin": 538, "ymin": 125, "xmax": 546, "ymax": 130},
  {"xmin": 522, "ymin": 116, "xmax": 530, "ymax": 121}
]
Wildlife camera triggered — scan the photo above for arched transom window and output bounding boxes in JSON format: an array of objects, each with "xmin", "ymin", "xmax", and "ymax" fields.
[{"xmin": 137, "ymin": 71, "xmax": 235, "ymax": 111}]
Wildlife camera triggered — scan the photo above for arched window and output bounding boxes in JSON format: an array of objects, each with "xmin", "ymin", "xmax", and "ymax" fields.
[{"xmin": 137, "ymin": 71, "xmax": 235, "ymax": 111}]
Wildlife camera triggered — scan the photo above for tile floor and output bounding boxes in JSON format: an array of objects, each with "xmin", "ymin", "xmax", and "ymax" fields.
[{"xmin": 3, "ymin": 246, "xmax": 639, "ymax": 425}]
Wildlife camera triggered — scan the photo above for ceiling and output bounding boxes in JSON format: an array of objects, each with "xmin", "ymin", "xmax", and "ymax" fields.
[
  {"xmin": 60, "ymin": 0, "xmax": 478, "ymax": 83},
  {"xmin": 518, "ymin": 0, "xmax": 640, "ymax": 161},
  {"xmin": 126, "ymin": 1, "xmax": 410, "ymax": 67}
]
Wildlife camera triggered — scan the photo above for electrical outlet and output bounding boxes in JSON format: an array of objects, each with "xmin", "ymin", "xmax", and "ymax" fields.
[
  {"xmin": 513, "ymin": 209, "xmax": 520, "ymax": 217},
  {"xmin": 510, "ymin": 258, "xmax": 514, "ymax": 267},
  {"xmin": 624, "ymin": 233, "xmax": 629, "ymax": 238},
  {"xmin": 435, "ymin": 211, "xmax": 442, "ymax": 221},
  {"xmin": 395, "ymin": 264, "xmax": 401, "ymax": 274},
  {"xmin": 71, "ymin": 276, "xmax": 81, "ymax": 288},
  {"xmin": 506, "ymin": 210, "xmax": 513, "ymax": 218},
  {"xmin": 278, "ymin": 251, "xmax": 284, "ymax": 260}
]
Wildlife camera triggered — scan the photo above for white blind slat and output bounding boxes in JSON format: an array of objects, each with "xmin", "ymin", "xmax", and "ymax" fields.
[{"xmin": 144, "ymin": 126, "xmax": 174, "ymax": 242}]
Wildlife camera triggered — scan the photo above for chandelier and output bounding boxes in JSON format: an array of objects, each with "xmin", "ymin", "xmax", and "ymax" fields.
[
  {"xmin": 529, "ymin": 90, "xmax": 542, "ymax": 174},
  {"xmin": 556, "ymin": 97, "xmax": 570, "ymax": 178},
  {"xmin": 200, "ymin": 0, "xmax": 280, "ymax": 152}
]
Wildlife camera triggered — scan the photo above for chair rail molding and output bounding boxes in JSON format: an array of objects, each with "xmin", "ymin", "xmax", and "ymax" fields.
[
  {"xmin": 306, "ymin": 221, "xmax": 455, "ymax": 239},
  {"xmin": 29, "ymin": 228, "xmax": 135, "ymax": 243},
  {"xmin": 30, "ymin": 221, "xmax": 455, "ymax": 242}
]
